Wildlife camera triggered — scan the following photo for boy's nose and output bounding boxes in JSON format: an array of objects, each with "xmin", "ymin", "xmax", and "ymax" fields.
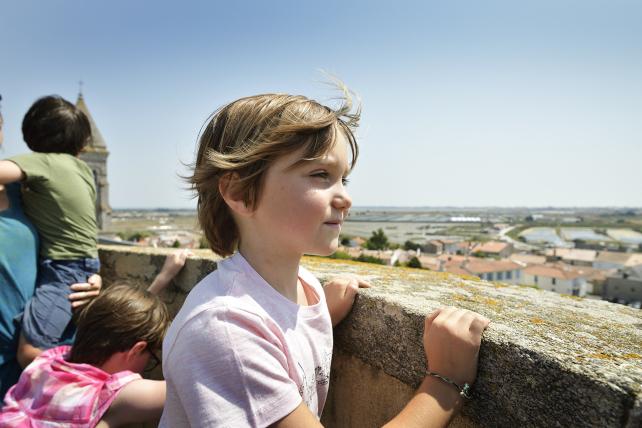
[{"xmin": 333, "ymin": 186, "xmax": 352, "ymax": 212}]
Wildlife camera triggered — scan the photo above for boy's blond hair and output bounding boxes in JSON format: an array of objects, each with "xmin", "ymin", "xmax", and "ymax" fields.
[
  {"xmin": 192, "ymin": 88, "xmax": 360, "ymax": 256},
  {"xmin": 69, "ymin": 284, "xmax": 170, "ymax": 365}
]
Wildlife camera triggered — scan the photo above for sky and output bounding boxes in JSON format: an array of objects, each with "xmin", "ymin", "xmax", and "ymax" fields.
[{"xmin": 1, "ymin": 0, "xmax": 641, "ymax": 208}]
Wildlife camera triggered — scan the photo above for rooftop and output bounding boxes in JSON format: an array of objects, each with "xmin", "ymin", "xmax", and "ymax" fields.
[
  {"xmin": 510, "ymin": 253, "xmax": 547, "ymax": 265},
  {"xmin": 547, "ymin": 248, "xmax": 598, "ymax": 263},
  {"xmin": 472, "ymin": 241, "xmax": 510, "ymax": 254},
  {"xmin": 524, "ymin": 264, "xmax": 587, "ymax": 280}
]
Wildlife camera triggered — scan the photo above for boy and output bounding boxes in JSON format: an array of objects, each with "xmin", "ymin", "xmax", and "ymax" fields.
[
  {"xmin": 0, "ymin": 95, "xmax": 99, "ymax": 367},
  {"xmin": 161, "ymin": 90, "xmax": 489, "ymax": 428}
]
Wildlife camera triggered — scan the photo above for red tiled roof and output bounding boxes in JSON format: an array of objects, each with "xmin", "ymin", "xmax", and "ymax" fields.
[
  {"xmin": 463, "ymin": 259, "xmax": 522, "ymax": 274},
  {"xmin": 524, "ymin": 264, "xmax": 586, "ymax": 280},
  {"xmin": 473, "ymin": 241, "xmax": 509, "ymax": 254},
  {"xmin": 510, "ymin": 253, "xmax": 547, "ymax": 265}
]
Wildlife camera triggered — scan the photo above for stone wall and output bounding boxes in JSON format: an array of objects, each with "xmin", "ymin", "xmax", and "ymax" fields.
[{"xmin": 99, "ymin": 246, "xmax": 642, "ymax": 428}]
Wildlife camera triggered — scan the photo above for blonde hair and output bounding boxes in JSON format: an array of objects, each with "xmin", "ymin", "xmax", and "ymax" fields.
[
  {"xmin": 69, "ymin": 284, "xmax": 170, "ymax": 365},
  {"xmin": 192, "ymin": 87, "xmax": 360, "ymax": 256}
]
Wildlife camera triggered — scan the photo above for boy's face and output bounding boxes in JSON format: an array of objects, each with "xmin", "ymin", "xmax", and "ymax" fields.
[{"xmin": 249, "ymin": 130, "xmax": 353, "ymax": 257}]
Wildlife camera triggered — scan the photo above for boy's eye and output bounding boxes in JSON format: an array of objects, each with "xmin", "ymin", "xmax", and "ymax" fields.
[{"xmin": 310, "ymin": 171, "xmax": 349, "ymax": 186}]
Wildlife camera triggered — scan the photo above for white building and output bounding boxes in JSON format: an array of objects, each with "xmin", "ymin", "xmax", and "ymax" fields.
[{"xmin": 522, "ymin": 264, "xmax": 588, "ymax": 297}]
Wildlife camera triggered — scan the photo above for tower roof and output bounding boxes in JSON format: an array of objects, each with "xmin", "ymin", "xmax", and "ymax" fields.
[{"xmin": 75, "ymin": 92, "xmax": 107, "ymax": 152}]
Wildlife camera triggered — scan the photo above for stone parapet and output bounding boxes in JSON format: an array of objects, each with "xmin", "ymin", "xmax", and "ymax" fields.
[{"xmin": 98, "ymin": 245, "xmax": 642, "ymax": 428}]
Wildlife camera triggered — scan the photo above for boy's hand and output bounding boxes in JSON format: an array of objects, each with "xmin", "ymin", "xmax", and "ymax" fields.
[
  {"xmin": 160, "ymin": 249, "xmax": 193, "ymax": 279},
  {"xmin": 423, "ymin": 307, "xmax": 490, "ymax": 387},
  {"xmin": 69, "ymin": 274, "xmax": 102, "ymax": 309},
  {"xmin": 324, "ymin": 276, "xmax": 371, "ymax": 327},
  {"xmin": 147, "ymin": 249, "xmax": 193, "ymax": 295}
]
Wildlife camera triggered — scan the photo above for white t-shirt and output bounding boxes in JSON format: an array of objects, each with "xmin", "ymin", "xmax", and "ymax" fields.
[{"xmin": 159, "ymin": 253, "xmax": 333, "ymax": 427}]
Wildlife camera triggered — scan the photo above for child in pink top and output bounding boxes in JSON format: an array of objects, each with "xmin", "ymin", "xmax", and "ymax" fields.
[
  {"xmin": 161, "ymin": 86, "xmax": 490, "ymax": 427},
  {"xmin": 0, "ymin": 345, "xmax": 141, "ymax": 427},
  {"xmin": 1, "ymin": 250, "xmax": 191, "ymax": 427}
]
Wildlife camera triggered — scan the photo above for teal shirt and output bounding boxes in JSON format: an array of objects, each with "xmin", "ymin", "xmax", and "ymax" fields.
[
  {"xmin": 9, "ymin": 153, "xmax": 97, "ymax": 259},
  {"xmin": 0, "ymin": 183, "xmax": 38, "ymax": 396}
]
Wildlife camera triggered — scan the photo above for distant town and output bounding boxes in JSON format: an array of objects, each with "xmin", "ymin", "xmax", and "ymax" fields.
[{"xmin": 102, "ymin": 207, "xmax": 642, "ymax": 309}]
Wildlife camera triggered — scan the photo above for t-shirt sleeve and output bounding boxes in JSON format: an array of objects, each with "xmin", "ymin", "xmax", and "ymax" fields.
[
  {"xmin": 8, "ymin": 153, "xmax": 49, "ymax": 183},
  {"xmin": 164, "ymin": 307, "xmax": 303, "ymax": 427}
]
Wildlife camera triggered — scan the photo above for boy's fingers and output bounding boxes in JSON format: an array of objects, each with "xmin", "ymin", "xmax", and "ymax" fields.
[
  {"xmin": 70, "ymin": 299, "xmax": 90, "ymax": 308},
  {"xmin": 70, "ymin": 282, "xmax": 100, "ymax": 292},
  {"xmin": 470, "ymin": 316, "xmax": 491, "ymax": 334},
  {"xmin": 357, "ymin": 278, "xmax": 372, "ymax": 288},
  {"xmin": 340, "ymin": 279, "xmax": 357, "ymax": 297},
  {"xmin": 347, "ymin": 279, "xmax": 360, "ymax": 295},
  {"xmin": 68, "ymin": 290, "xmax": 98, "ymax": 301},
  {"xmin": 69, "ymin": 283, "xmax": 90, "ymax": 291},
  {"xmin": 87, "ymin": 274, "xmax": 102, "ymax": 284},
  {"xmin": 329, "ymin": 275, "xmax": 370, "ymax": 288},
  {"xmin": 425, "ymin": 307, "xmax": 444, "ymax": 330}
]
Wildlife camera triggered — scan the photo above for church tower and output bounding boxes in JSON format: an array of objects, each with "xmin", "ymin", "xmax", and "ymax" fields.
[{"xmin": 76, "ymin": 91, "xmax": 112, "ymax": 230}]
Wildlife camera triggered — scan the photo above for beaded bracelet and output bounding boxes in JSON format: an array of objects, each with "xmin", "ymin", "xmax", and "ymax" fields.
[{"xmin": 426, "ymin": 371, "xmax": 472, "ymax": 399}]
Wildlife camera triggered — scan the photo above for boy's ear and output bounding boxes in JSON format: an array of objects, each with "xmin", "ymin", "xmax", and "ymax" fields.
[
  {"xmin": 128, "ymin": 341, "xmax": 148, "ymax": 359},
  {"xmin": 219, "ymin": 173, "xmax": 252, "ymax": 217}
]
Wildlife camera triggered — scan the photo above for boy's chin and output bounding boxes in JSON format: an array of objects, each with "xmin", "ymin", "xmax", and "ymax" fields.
[{"xmin": 307, "ymin": 243, "xmax": 339, "ymax": 257}]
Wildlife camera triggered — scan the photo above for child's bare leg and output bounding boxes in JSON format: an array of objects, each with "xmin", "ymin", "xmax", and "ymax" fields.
[{"xmin": 18, "ymin": 274, "xmax": 103, "ymax": 368}]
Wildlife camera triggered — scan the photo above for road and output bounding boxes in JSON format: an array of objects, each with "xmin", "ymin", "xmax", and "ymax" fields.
[{"xmin": 497, "ymin": 225, "xmax": 537, "ymax": 251}]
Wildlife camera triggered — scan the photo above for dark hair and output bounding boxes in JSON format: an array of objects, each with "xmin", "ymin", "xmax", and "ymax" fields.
[
  {"xmin": 21, "ymin": 95, "xmax": 91, "ymax": 155},
  {"xmin": 192, "ymin": 86, "xmax": 360, "ymax": 256},
  {"xmin": 69, "ymin": 284, "xmax": 170, "ymax": 366}
]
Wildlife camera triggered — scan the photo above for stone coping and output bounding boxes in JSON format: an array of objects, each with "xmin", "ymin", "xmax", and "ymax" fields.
[{"xmin": 98, "ymin": 245, "xmax": 642, "ymax": 427}]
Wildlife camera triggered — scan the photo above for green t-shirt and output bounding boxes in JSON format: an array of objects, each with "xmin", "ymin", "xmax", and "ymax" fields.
[{"xmin": 9, "ymin": 153, "xmax": 98, "ymax": 260}]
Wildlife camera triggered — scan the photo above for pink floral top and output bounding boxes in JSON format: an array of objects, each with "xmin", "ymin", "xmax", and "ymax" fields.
[{"xmin": 0, "ymin": 346, "xmax": 141, "ymax": 427}]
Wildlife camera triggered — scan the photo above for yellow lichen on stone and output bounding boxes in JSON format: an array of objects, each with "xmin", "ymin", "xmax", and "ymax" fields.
[
  {"xmin": 622, "ymin": 353, "xmax": 642, "ymax": 360},
  {"xmin": 560, "ymin": 294, "xmax": 584, "ymax": 301},
  {"xmin": 579, "ymin": 352, "xmax": 642, "ymax": 361}
]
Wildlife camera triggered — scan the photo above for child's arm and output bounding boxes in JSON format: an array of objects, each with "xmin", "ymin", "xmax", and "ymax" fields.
[
  {"xmin": 323, "ymin": 276, "xmax": 371, "ymax": 327},
  {"xmin": 383, "ymin": 307, "xmax": 490, "ymax": 428},
  {"xmin": 0, "ymin": 160, "xmax": 24, "ymax": 184},
  {"xmin": 272, "ymin": 402, "xmax": 324, "ymax": 427},
  {"xmin": 97, "ymin": 379, "xmax": 166, "ymax": 427},
  {"xmin": 147, "ymin": 249, "xmax": 192, "ymax": 295},
  {"xmin": 272, "ymin": 307, "xmax": 489, "ymax": 428}
]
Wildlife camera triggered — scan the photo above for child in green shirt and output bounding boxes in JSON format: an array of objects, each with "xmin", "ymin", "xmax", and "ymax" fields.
[{"xmin": 0, "ymin": 95, "xmax": 99, "ymax": 367}]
